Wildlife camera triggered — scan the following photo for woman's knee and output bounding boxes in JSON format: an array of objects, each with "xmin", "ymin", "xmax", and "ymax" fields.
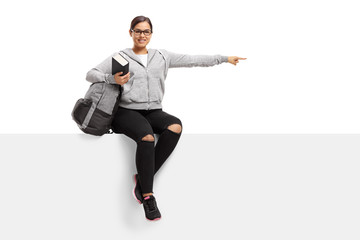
[
  {"xmin": 141, "ymin": 134, "xmax": 155, "ymax": 142},
  {"xmin": 167, "ymin": 123, "xmax": 182, "ymax": 134}
]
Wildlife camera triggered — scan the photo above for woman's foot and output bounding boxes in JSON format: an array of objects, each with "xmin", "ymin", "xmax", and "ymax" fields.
[
  {"xmin": 133, "ymin": 174, "xmax": 143, "ymax": 204},
  {"xmin": 143, "ymin": 195, "xmax": 161, "ymax": 221}
]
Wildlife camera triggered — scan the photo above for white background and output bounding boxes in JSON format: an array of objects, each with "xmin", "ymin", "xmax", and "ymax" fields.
[
  {"xmin": 1, "ymin": 1, "xmax": 359, "ymax": 237},
  {"xmin": 0, "ymin": 0, "xmax": 359, "ymax": 133}
]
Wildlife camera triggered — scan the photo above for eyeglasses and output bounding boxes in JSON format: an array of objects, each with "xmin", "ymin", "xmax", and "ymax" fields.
[{"xmin": 131, "ymin": 29, "xmax": 152, "ymax": 36}]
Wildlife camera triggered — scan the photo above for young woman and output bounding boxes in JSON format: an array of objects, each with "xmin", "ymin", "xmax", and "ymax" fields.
[{"xmin": 86, "ymin": 16, "xmax": 246, "ymax": 221}]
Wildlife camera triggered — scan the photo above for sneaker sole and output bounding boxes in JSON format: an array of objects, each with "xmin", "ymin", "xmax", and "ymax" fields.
[
  {"xmin": 133, "ymin": 174, "xmax": 142, "ymax": 204},
  {"xmin": 146, "ymin": 217, "xmax": 161, "ymax": 222}
]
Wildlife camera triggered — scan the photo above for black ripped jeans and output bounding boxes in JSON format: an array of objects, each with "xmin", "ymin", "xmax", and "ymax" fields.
[{"xmin": 111, "ymin": 106, "xmax": 182, "ymax": 194}]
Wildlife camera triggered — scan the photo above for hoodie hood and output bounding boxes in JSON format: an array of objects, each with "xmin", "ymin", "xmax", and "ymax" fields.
[{"xmin": 121, "ymin": 48, "xmax": 158, "ymax": 68}]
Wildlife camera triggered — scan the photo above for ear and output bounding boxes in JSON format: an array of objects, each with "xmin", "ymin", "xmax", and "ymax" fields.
[{"xmin": 129, "ymin": 30, "xmax": 132, "ymax": 37}]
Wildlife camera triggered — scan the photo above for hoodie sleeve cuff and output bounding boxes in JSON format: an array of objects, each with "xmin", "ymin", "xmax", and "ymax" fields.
[
  {"xmin": 221, "ymin": 56, "xmax": 229, "ymax": 63},
  {"xmin": 105, "ymin": 74, "xmax": 117, "ymax": 84}
]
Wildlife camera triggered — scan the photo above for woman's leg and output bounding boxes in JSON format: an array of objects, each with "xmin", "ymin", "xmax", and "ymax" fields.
[
  {"xmin": 145, "ymin": 110, "xmax": 183, "ymax": 174},
  {"xmin": 135, "ymin": 137, "xmax": 155, "ymax": 194},
  {"xmin": 111, "ymin": 107, "xmax": 155, "ymax": 194},
  {"xmin": 154, "ymin": 126, "xmax": 182, "ymax": 173}
]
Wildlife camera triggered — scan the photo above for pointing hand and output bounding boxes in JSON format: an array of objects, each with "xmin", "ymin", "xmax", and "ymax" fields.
[{"xmin": 228, "ymin": 56, "xmax": 247, "ymax": 66}]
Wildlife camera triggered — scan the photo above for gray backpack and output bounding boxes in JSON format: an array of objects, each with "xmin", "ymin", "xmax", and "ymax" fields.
[{"xmin": 71, "ymin": 82, "xmax": 122, "ymax": 136}]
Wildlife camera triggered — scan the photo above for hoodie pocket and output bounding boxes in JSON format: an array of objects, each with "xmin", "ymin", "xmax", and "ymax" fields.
[
  {"xmin": 121, "ymin": 77, "xmax": 148, "ymax": 103},
  {"xmin": 149, "ymin": 78, "xmax": 164, "ymax": 102}
]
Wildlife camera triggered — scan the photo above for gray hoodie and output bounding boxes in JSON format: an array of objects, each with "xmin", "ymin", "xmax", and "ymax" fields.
[{"xmin": 86, "ymin": 48, "xmax": 228, "ymax": 110}]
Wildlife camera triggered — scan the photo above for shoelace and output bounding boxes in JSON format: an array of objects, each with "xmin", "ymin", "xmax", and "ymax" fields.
[{"xmin": 144, "ymin": 197, "xmax": 157, "ymax": 212}]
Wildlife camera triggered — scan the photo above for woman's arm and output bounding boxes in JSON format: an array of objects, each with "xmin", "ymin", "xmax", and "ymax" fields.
[
  {"xmin": 161, "ymin": 49, "xmax": 246, "ymax": 68},
  {"xmin": 162, "ymin": 50, "xmax": 228, "ymax": 68},
  {"xmin": 85, "ymin": 54, "xmax": 117, "ymax": 84}
]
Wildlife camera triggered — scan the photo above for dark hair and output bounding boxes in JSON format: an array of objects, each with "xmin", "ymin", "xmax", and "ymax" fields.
[{"xmin": 130, "ymin": 16, "xmax": 153, "ymax": 33}]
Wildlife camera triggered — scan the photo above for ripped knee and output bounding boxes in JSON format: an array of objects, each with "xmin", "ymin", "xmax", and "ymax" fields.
[
  {"xmin": 141, "ymin": 134, "xmax": 155, "ymax": 142},
  {"xmin": 167, "ymin": 124, "xmax": 182, "ymax": 134}
]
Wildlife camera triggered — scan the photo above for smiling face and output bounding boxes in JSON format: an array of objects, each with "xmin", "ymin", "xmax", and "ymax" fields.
[{"xmin": 129, "ymin": 21, "xmax": 152, "ymax": 50}]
